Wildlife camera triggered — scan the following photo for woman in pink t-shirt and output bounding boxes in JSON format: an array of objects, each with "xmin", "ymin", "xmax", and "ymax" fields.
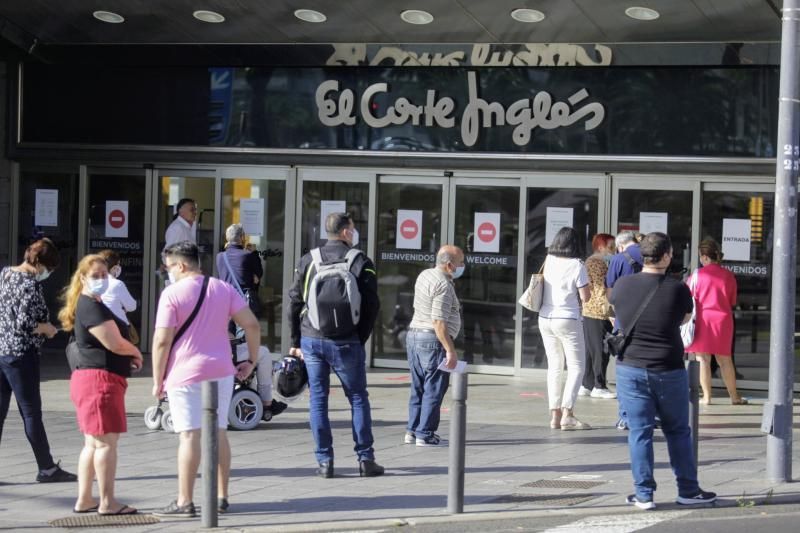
[{"xmin": 686, "ymin": 239, "xmax": 745, "ymax": 405}]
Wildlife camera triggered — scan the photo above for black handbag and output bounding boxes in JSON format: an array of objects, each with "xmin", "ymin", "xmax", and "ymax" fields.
[{"xmin": 604, "ymin": 276, "xmax": 663, "ymax": 358}]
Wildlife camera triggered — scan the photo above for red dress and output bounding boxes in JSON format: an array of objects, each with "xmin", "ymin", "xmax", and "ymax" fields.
[{"xmin": 686, "ymin": 263, "xmax": 737, "ymax": 356}]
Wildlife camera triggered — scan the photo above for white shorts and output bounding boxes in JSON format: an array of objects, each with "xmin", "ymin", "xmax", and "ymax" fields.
[{"xmin": 167, "ymin": 376, "xmax": 234, "ymax": 433}]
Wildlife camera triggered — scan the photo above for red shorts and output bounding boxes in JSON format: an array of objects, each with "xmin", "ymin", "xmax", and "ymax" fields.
[{"xmin": 70, "ymin": 369, "xmax": 128, "ymax": 435}]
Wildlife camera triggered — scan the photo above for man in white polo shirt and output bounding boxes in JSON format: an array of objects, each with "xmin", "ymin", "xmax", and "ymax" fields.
[
  {"xmin": 164, "ymin": 198, "xmax": 197, "ymax": 248},
  {"xmin": 404, "ymin": 245, "xmax": 464, "ymax": 447}
]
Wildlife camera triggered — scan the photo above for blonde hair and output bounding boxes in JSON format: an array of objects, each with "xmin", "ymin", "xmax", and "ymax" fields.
[{"xmin": 58, "ymin": 254, "xmax": 107, "ymax": 332}]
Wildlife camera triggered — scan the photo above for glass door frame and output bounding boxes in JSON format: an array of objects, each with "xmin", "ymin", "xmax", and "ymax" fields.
[
  {"xmin": 85, "ymin": 165, "xmax": 155, "ymax": 348},
  {"xmin": 518, "ymin": 172, "xmax": 609, "ymax": 377},
  {"xmin": 611, "ymin": 175, "xmax": 702, "ymax": 272},
  {"xmin": 371, "ymin": 173, "xmax": 450, "ymax": 370},
  {"xmin": 449, "ymin": 174, "xmax": 521, "ymax": 376},
  {"xmin": 218, "ymin": 165, "xmax": 295, "ymax": 355},
  {"xmin": 296, "ymin": 167, "xmax": 378, "ymax": 361}
]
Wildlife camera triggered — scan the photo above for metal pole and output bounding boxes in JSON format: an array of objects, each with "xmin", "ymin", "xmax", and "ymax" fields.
[
  {"xmin": 448, "ymin": 372, "xmax": 468, "ymax": 514},
  {"xmin": 765, "ymin": 0, "xmax": 800, "ymax": 484},
  {"xmin": 202, "ymin": 381, "xmax": 219, "ymax": 528},
  {"xmin": 687, "ymin": 360, "xmax": 700, "ymax": 464}
]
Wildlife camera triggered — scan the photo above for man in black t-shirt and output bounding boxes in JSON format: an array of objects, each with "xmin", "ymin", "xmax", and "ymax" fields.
[{"xmin": 610, "ymin": 232, "xmax": 716, "ymax": 510}]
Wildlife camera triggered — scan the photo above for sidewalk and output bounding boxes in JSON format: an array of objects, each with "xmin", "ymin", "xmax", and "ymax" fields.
[{"xmin": 0, "ymin": 357, "xmax": 798, "ymax": 532}]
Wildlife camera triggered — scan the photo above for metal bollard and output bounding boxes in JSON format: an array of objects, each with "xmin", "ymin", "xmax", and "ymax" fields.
[
  {"xmin": 201, "ymin": 381, "xmax": 219, "ymax": 528},
  {"xmin": 687, "ymin": 360, "xmax": 700, "ymax": 464},
  {"xmin": 447, "ymin": 372, "xmax": 468, "ymax": 514}
]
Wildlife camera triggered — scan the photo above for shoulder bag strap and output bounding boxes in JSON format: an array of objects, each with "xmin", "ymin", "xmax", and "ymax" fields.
[
  {"xmin": 221, "ymin": 251, "xmax": 245, "ymax": 297},
  {"xmin": 624, "ymin": 276, "xmax": 664, "ymax": 335},
  {"xmin": 173, "ymin": 275, "xmax": 209, "ymax": 347}
]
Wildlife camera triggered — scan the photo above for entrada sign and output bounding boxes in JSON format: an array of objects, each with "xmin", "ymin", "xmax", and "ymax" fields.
[{"xmin": 315, "ymin": 71, "xmax": 605, "ymax": 147}]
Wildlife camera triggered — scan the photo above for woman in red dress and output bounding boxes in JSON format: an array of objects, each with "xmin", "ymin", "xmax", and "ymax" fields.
[{"xmin": 686, "ymin": 239, "xmax": 746, "ymax": 405}]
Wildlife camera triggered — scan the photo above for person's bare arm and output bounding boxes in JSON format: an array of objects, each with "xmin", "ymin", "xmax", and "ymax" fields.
[
  {"xmin": 232, "ymin": 306, "xmax": 261, "ymax": 379},
  {"xmin": 151, "ymin": 326, "xmax": 175, "ymax": 397},
  {"xmin": 432, "ymin": 319, "xmax": 457, "ymax": 369},
  {"xmin": 578, "ymin": 285, "xmax": 591, "ymax": 303},
  {"xmin": 88, "ymin": 321, "xmax": 143, "ymax": 369}
]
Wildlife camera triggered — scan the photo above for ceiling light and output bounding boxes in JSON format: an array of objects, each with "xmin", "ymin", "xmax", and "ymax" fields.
[
  {"xmin": 294, "ymin": 9, "xmax": 327, "ymax": 23},
  {"xmin": 510, "ymin": 8, "xmax": 546, "ymax": 23},
  {"xmin": 193, "ymin": 10, "xmax": 225, "ymax": 23},
  {"xmin": 625, "ymin": 6, "xmax": 660, "ymax": 21},
  {"xmin": 93, "ymin": 10, "xmax": 125, "ymax": 24},
  {"xmin": 400, "ymin": 10, "xmax": 434, "ymax": 25}
]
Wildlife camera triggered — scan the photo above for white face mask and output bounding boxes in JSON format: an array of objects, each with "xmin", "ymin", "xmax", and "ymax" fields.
[
  {"xmin": 35, "ymin": 269, "xmax": 51, "ymax": 282},
  {"xmin": 110, "ymin": 265, "xmax": 122, "ymax": 278},
  {"xmin": 350, "ymin": 228, "xmax": 360, "ymax": 247},
  {"xmin": 167, "ymin": 271, "xmax": 177, "ymax": 284},
  {"xmin": 86, "ymin": 277, "xmax": 108, "ymax": 296}
]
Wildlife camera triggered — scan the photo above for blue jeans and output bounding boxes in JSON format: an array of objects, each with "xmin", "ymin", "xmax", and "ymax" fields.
[
  {"xmin": 301, "ymin": 336, "xmax": 375, "ymax": 464},
  {"xmin": 406, "ymin": 330, "xmax": 450, "ymax": 440},
  {"xmin": 616, "ymin": 364, "xmax": 699, "ymax": 501},
  {"xmin": 0, "ymin": 351, "xmax": 56, "ymax": 471}
]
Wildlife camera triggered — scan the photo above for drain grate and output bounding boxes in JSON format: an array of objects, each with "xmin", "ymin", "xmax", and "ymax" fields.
[
  {"xmin": 491, "ymin": 493, "xmax": 597, "ymax": 506},
  {"xmin": 49, "ymin": 514, "xmax": 161, "ymax": 528},
  {"xmin": 521, "ymin": 479, "xmax": 606, "ymax": 490}
]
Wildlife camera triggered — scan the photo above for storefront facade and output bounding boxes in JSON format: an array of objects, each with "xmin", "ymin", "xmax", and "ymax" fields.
[{"xmin": 6, "ymin": 42, "xmax": 796, "ymax": 389}]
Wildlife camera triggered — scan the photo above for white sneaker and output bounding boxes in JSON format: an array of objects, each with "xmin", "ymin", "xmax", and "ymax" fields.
[
  {"xmin": 578, "ymin": 386, "xmax": 592, "ymax": 397},
  {"xmin": 626, "ymin": 494, "xmax": 656, "ymax": 510},
  {"xmin": 590, "ymin": 388, "xmax": 617, "ymax": 399},
  {"xmin": 403, "ymin": 432, "xmax": 415, "ymax": 444}
]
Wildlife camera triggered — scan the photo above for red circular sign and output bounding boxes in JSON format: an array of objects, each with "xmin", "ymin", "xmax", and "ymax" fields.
[
  {"xmin": 108, "ymin": 209, "xmax": 126, "ymax": 229},
  {"xmin": 400, "ymin": 219, "xmax": 419, "ymax": 240},
  {"xmin": 477, "ymin": 221, "xmax": 496, "ymax": 243}
]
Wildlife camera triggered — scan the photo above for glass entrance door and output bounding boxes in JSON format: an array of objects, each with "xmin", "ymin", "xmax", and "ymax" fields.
[
  {"xmin": 219, "ymin": 167, "xmax": 290, "ymax": 353},
  {"xmin": 372, "ymin": 176, "xmax": 447, "ymax": 365},
  {"xmin": 612, "ymin": 178, "xmax": 700, "ymax": 276},
  {"xmin": 86, "ymin": 168, "xmax": 151, "ymax": 346},
  {"xmin": 520, "ymin": 175, "xmax": 606, "ymax": 370}
]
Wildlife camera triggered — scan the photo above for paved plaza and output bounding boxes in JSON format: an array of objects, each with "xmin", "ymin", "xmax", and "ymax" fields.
[{"xmin": 0, "ymin": 355, "xmax": 798, "ymax": 532}]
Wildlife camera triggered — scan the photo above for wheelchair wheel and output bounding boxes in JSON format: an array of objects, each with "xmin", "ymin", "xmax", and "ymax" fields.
[
  {"xmin": 161, "ymin": 410, "xmax": 175, "ymax": 433},
  {"xmin": 144, "ymin": 406, "xmax": 163, "ymax": 430},
  {"xmin": 228, "ymin": 389, "xmax": 263, "ymax": 431}
]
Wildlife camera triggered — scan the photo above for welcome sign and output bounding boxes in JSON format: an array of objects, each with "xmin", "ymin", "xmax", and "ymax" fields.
[{"xmin": 315, "ymin": 71, "xmax": 605, "ymax": 148}]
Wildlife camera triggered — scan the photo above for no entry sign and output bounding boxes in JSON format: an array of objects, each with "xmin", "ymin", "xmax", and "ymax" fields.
[
  {"xmin": 396, "ymin": 209, "xmax": 422, "ymax": 250},
  {"xmin": 105, "ymin": 201, "xmax": 129, "ymax": 238},
  {"xmin": 473, "ymin": 212, "xmax": 500, "ymax": 253}
]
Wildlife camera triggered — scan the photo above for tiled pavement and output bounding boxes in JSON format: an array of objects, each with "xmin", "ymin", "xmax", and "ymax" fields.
[{"xmin": 0, "ymin": 357, "xmax": 798, "ymax": 532}]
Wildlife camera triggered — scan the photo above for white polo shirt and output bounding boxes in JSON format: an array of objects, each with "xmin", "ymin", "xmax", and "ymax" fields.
[{"xmin": 164, "ymin": 216, "xmax": 197, "ymax": 248}]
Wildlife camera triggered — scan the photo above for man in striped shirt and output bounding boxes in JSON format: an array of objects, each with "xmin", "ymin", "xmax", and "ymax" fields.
[{"xmin": 404, "ymin": 245, "xmax": 465, "ymax": 447}]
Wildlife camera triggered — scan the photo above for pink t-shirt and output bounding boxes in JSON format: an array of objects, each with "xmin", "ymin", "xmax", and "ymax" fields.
[{"xmin": 155, "ymin": 275, "xmax": 247, "ymax": 390}]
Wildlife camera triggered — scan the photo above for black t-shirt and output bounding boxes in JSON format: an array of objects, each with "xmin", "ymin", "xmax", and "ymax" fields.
[
  {"xmin": 73, "ymin": 295, "xmax": 131, "ymax": 377},
  {"xmin": 610, "ymin": 273, "xmax": 693, "ymax": 371}
]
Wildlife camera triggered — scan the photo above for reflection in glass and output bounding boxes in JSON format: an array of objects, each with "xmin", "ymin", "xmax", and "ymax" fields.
[
  {"xmin": 522, "ymin": 188, "xmax": 598, "ymax": 369},
  {"xmin": 87, "ymin": 172, "xmax": 147, "ymax": 337},
  {"xmin": 452, "ymin": 185, "xmax": 519, "ymax": 367},
  {"xmin": 373, "ymin": 182, "xmax": 442, "ymax": 362},
  {"xmin": 221, "ymin": 178, "xmax": 286, "ymax": 352},
  {"xmin": 300, "ymin": 181, "xmax": 370, "ymax": 256}
]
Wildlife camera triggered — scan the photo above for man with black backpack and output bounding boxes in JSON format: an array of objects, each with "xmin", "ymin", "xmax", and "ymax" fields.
[{"xmin": 287, "ymin": 212, "xmax": 382, "ymax": 479}]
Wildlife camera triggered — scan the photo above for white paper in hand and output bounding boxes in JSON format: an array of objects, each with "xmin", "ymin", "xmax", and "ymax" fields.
[{"xmin": 437, "ymin": 360, "xmax": 467, "ymax": 374}]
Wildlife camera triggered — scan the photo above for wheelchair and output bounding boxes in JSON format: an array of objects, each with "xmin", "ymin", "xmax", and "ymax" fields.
[{"xmin": 143, "ymin": 337, "xmax": 268, "ymax": 432}]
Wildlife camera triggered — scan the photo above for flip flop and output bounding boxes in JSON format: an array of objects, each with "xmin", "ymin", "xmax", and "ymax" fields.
[
  {"xmin": 731, "ymin": 398, "xmax": 749, "ymax": 405},
  {"xmin": 73, "ymin": 504, "xmax": 99, "ymax": 514},
  {"xmin": 98, "ymin": 505, "xmax": 138, "ymax": 516}
]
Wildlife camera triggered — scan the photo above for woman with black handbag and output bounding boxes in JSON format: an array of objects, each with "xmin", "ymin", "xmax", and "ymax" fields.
[{"xmin": 609, "ymin": 232, "xmax": 715, "ymax": 510}]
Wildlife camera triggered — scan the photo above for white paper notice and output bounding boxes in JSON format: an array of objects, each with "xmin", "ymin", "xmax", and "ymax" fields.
[
  {"xmin": 639, "ymin": 212, "xmax": 668, "ymax": 234},
  {"xmin": 722, "ymin": 218, "xmax": 752, "ymax": 261},
  {"xmin": 34, "ymin": 189, "xmax": 58, "ymax": 227},
  {"xmin": 545, "ymin": 207, "xmax": 574, "ymax": 247},
  {"xmin": 437, "ymin": 360, "xmax": 468, "ymax": 374},
  {"xmin": 320, "ymin": 200, "xmax": 347, "ymax": 233},
  {"xmin": 473, "ymin": 212, "xmax": 501, "ymax": 253},
  {"xmin": 105, "ymin": 201, "xmax": 129, "ymax": 238},
  {"xmin": 396, "ymin": 209, "xmax": 423, "ymax": 249},
  {"xmin": 240, "ymin": 198, "xmax": 265, "ymax": 236}
]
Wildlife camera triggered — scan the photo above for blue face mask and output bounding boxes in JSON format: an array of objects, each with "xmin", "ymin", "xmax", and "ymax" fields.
[
  {"xmin": 453, "ymin": 265, "xmax": 465, "ymax": 279},
  {"xmin": 86, "ymin": 277, "xmax": 109, "ymax": 296}
]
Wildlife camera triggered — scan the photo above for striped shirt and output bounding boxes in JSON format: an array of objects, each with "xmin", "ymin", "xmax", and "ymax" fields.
[{"xmin": 409, "ymin": 267, "xmax": 461, "ymax": 339}]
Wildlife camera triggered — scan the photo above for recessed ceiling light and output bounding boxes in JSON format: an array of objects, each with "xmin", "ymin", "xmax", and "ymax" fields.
[
  {"xmin": 93, "ymin": 10, "xmax": 125, "ymax": 24},
  {"xmin": 625, "ymin": 6, "xmax": 660, "ymax": 21},
  {"xmin": 294, "ymin": 9, "xmax": 327, "ymax": 23},
  {"xmin": 193, "ymin": 10, "xmax": 225, "ymax": 23},
  {"xmin": 510, "ymin": 8, "xmax": 546, "ymax": 23},
  {"xmin": 400, "ymin": 10, "xmax": 434, "ymax": 25}
]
